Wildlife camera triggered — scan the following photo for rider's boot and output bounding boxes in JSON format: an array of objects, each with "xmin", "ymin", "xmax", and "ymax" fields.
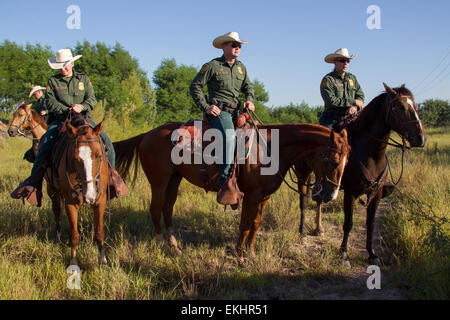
[{"xmin": 11, "ymin": 165, "xmax": 46, "ymax": 207}]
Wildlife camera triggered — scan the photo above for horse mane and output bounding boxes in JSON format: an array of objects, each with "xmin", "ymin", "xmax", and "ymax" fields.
[
  {"xmin": 30, "ymin": 109, "xmax": 48, "ymax": 130},
  {"xmin": 349, "ymin": 86, "xmax": 413, "ymax": 133}
]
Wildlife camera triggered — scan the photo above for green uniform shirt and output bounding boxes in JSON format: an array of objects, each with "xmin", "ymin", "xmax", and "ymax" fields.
[
  {"xmin": 320, "ymin": 71, "xmax": 364, "ymax": 111},
  {"xmin": 31, "ymin": 96, "xmax": 48, "ymax": 114},
  {"xmin": 190, "ymin": 55, "xmax": 255, "ymax": 112},
  {"xmin": 46, "ymin": 70, "xmax": 96, "ymax": 116}
]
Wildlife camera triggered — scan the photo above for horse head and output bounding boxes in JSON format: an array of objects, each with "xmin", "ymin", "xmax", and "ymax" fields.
[
  {"xmin": 312, "ymin": 128, "xmax": 350, "ymax": 203},
  {"xmin": 383, "ymin": 83, "xmax": 426, "ymax": 148},
  {"xmin": 66, "ymin": 118, "xmax": 106, "ymax": 205},
  {"xmin": 8, "ymin": 102, "xmax": 33, "ymax": 137}
]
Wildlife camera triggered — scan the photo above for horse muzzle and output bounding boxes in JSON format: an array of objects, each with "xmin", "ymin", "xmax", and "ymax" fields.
[{"xmin": 8, "ymin": 127, "xmax": 18, "ymax": 137}]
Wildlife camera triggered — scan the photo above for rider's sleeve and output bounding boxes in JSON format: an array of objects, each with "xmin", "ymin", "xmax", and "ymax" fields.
[
  {"xmin": 190, "ymin": 63, "xmax": 213, "ymax": 112},
  {"xmin": 354, "ymin": 77, "xmax": 365, "ymax": 103},
  {"xmin": 241, "ymin": 65, "xmax": 255, "ymax": 103}
]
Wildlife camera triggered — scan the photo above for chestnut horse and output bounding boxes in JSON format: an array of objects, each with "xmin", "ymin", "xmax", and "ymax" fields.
[
  {"xmin": 114, "ymin": 120, "xmax": 350, "ymax": 264},
  {"xmin": 8, "ymin": 102, "xmax": 48, "ymax": 161},
  {"xmin": 295, "ymin": 83, "xmax": 426, "ymax": 266}
]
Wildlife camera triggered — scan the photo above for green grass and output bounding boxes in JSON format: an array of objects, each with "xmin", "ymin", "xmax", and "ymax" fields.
[{"xmin": 0, "ymin": 123, "xmax": 448, "ymax": 300}]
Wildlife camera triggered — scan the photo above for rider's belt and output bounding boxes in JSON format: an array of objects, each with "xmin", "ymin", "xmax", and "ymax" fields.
[{"xmin": 219, "ymin": 102, "xmax": 239, "ymax": 114}]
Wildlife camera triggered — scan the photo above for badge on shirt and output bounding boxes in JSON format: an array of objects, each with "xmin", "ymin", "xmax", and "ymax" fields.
[
  {"xmin": 349, "ymin": 79, "xmax": 354, "ymax": 87},
  {"xmin": 321, "ymin": 79, "xmax": 328, "ymax": 88},
  {"xmin": 79, "ymin": 82, "xmax": 85, "ymax": 91},
  {"xmin": 238, "ymin": 66, "xmax": 243, "ymax": 75}
]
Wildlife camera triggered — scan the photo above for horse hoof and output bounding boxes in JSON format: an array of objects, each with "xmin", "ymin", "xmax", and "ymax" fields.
[
  {"xmin": 368, "ymin": 256, "xmax": 381, "ymax": 266},
  {"xmin": 313, "ymin": 228, "xmax": 325, "ymax": 237},
  {"xmin": 98, "ymin": 256, "xmax": 108, "ymax": 265},
  {"xmin": 343, "ymin": 260, "xmax": 352, "ymax": 269},
  {"xmin": 70, "ymin": 258, "xmax": 78, "ymax": 266},
  {"xmin": 173, "ymin": 247, "xmax": 183, "ymax": 256}
]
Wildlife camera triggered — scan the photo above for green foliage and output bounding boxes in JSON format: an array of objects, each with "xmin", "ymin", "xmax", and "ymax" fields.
[
  {"xmin": 419, "ymin": 99, "xmax": 450, "ymax": 128},
  {"xmin": 0, "ymin": 40, "xmax": 54, "ymax": 110},
  {"xmin": 153, "ymin": 58, "xmax": 202, "ymax": 124},
  {"xmin": 267, "ymin": 102, "xmax": 322, "ymax": 124}
]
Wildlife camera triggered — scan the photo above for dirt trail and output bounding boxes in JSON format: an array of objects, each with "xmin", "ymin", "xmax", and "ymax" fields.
[{"xmin": 301, "ymin": 200, "xmax": 405, "ymax": 300}]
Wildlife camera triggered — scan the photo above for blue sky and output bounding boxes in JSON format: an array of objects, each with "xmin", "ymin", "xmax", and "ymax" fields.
[{"xmin": 1, "ymin": 0, "xmax": 449, "ymax": 107}]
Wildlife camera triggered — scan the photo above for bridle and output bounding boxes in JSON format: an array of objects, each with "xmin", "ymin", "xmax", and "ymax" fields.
[
  {"xmin": 66, "ymin": 124, "xmax": 106, "ymax": 202},
  {"xmin": 281, "ymin": 140, "xmax": 347, "ymax": 197},
  {"xmin": 10, "ymin": 108, "xmax": 41, "ymax": 137}
]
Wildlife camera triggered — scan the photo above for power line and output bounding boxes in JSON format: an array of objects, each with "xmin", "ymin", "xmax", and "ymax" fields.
[
  {"xmin": 415, "ymin": 70, "xmax": 450, "ymax": 97},
  {"xmin": 413, "ymin": 48, "xmax": 450, "ymax": 91}
]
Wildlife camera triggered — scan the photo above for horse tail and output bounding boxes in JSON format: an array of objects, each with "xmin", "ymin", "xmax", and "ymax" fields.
[{"xmin": 113, "ymin": 133, "xmax": 146, "ymax": 185}]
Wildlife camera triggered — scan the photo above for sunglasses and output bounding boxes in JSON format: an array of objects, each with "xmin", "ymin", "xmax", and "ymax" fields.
[
  {"xmin": 231, "ymin": 43, "xmax": 242, "ymax": 49},
  {"xmin": 336, "ymin": 59, "xmax": 350, "ymax": 64}
]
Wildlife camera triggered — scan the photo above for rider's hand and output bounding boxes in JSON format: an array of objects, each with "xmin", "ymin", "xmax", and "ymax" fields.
[
  {"xmin": 244, "ymin": 101, "xmax": 255, "ymax": 112},
  {"xmin": 40, "ymin": 110, "xmax": 47, "ymax": 116},
  {"xmin": 349, "ymin": 106, "xmax": 358, "ymax": 115},
  {"xmin": 71, "ymin": 104, "xmax": 83, "ymax": 114},
  {"xmin": 206, "ymin": 105, "xmax": 221, "ymax": 117},
  {"xmin": 355, "ymin": 99, "xmax": 364, "ymax": 111}
]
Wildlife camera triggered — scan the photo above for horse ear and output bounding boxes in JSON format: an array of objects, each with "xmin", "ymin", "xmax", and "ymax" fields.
[
  {"xmin": 401, "ymin": 84, "xmax": 406, "ymax": 89},
  {"xmin": 25, "ymin": 104, "xmax": 32, "ymax": 110},
  {"xmin": 339, "ymin": 128, "xmax": 348, "ymax": 141},
  {"xmin": 329, "ymin": 129, "xmax": 337, "ymax": 145},
  {"xmin": 93, "ymin": 120, "xmax": 104, "ymax": 136},
  {"xmin": 66, "ymin": 122, "xmax": 78, "ymax": 138},
  {"xmin": 383, "ymin": 83, "xmax": 397, "ymax": 96}
]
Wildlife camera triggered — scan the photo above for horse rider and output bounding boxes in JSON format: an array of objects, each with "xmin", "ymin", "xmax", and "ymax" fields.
[
  {"xmin": 319, "ymin": 48, "xmax": 365, "ymax": 130},
  {"xmin": 11, "ymin": 48, "xmax": 126, "ymax": 206},
  {"xmin": 22, "ymin": 86, "xmax": 49, "ymax": 163},
  {"xmin": 190, "ymin": 32, "xmax": 255, "ymax": 204},
  {"xmin": 29, "ymin": 85, "xmax": 49, "ymax": 121},
  {"xmin": 320, "ymin": 48, "xmax": 396, "ymax": 195}
]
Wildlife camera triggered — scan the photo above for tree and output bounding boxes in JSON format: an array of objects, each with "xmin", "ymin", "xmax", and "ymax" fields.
[
  {"xmin": 419, "ymin": 99, "xmax": 450, "ymax": 127},
  {"xmin": 153, "ymin": 58, "xmax": 201, "ymax": 124},
  {"xmin": 0, "ymin": 40, "xmax": 54, "ymax": 111}
]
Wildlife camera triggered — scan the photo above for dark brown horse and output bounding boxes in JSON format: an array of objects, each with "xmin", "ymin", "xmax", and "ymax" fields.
[
  {"xmin": 8, "ymin": 102, "xmax": 48, "ymax": 160},
  {"xmin": 295, "ymin": 83, "xmax": 426, "ymax": 266},
  {"xmin": 114, "ymin": 120, "xmax": 350, "ymax": 264}
]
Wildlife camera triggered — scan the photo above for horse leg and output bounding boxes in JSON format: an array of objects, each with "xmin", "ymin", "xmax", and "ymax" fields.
[
  {"xmin": 66, "ymin": 203, "xmax": 80, "ymax": 266},
  {"xmin": 366, "ymin": 191, "xmax": 382, "ymax": 266},
  {"xmin": 298, "ymin": 175, "xmax": 309, "ymax": 236},
  {"xmin": 236, "ymin": 194, "xmax": 260, "ymax": 265},
  {"xmin": 163, "ymin": 173, "xmax": 183, "ymax": 255},
  {"xmin": 340, "ymin": 191, "xmax": 355, "ymax": 268},
  {"xmin": 247, "ymin": 195, "xmax": 270, "ymax": 259},
  {"xmin": 149, "ymin": 180, "xmax": 170, "ymax": 247},
  {"xmin": 313, "ymin": 200, "xmax": 324, "ymax": 236},
  {"xmin": 94, "ymin": 198, "xmax": 107, "ymax": 265},
  {"xmin": 48, "ymin": 185, "xmax": 62, "ymax": 243}
]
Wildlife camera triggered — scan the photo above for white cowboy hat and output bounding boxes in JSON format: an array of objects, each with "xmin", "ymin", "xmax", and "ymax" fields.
[
  {"xmin": 324, "ymin": 48, "xmax": 357, "ymax": 63},
  {"xmin": 29, "ymin": 86, "xmax": 46, "ymax": 97},
  {"xmin": 48, "ymin": 49, "xmax": 82, "ymax": 69},
  {"xmin": 213, "ymin": 32, "xmax": 248, "ymax": 49}
]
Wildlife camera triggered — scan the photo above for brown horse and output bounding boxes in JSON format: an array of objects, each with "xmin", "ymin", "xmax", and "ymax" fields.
[
  {"xmin": 295, "ymin": 83, "xmax": 426, "ymax": 266},
  {"xmin": 45, "ymin": 115, "xmax": 109, "ymax": 266},
  {"xmin": 114, "ymin": 120, "xmax": 350, "ymax": 264},
  {"xmin": 8, "ymin": 102, "xmax": 48, "ymax": 160}
]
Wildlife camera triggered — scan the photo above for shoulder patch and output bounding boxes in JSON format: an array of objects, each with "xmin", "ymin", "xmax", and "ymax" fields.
[
  {"xmin": 200, "ymin": 64, "xmax": 209, "ymax": 73},
  {"xmin": 46, "ymin": 84, "xmax": 51, "ymax": 91},
  {"xmin": 321, "ymin": 78, "xmax": 328, "ymax": 88}
]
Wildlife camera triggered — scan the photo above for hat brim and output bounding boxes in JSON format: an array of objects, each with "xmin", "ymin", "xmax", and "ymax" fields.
[
  {"xmin": 325, "ymin": 53, "xmax": 356, "ymax": 63},
  {"xmin": 47, "ymin": 55, "xmax": 82, "ymax": 69},
  {"xmin": 213, "ymin": 36, "xmax": 248, "ymax": 49},
  {"xmin": 29, "ymin": 86, "xmax": 46, "ymax": 97}
]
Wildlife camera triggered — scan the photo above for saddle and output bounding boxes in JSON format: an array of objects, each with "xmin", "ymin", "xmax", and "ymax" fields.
[{"xmin": 174, "ymin": 113, "xmax": 256, "ymax": 209}]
